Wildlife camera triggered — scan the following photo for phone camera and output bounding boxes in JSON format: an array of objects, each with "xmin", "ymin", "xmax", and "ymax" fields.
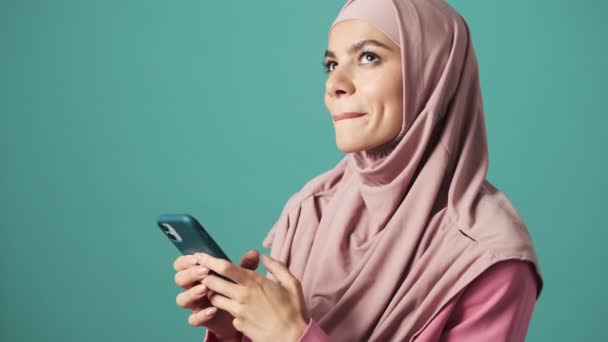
[{"xmin": 159, "ymin": 222, "xmax": 183, "ymax": 242}]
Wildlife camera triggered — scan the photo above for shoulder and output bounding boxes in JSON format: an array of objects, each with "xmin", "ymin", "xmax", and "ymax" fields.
[
  {"xmin": 457, "ymin": 181, "xmax": 544, "ymax": 297},
  {"xmin": 443, "ymin": 260, "xmax": 539, "ymax": 341},
  {"xmin": 263, "ymin": 159, "xmax": 348, "ymax": 247},
  {"xmin": 280, "ymin": 158, "xmax": 348, "ymax": 218},
  {"xmin": 417, "ymin": 260, "xmax": 539, "ymax": 341},
  {"xmin": 462, "ymin": 259, "xmax": 539, "ymax": 306}
]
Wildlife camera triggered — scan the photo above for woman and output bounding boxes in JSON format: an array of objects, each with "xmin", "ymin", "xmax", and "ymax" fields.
[{"xmin": 172, "ymin": 0, "xmax": 545, "ymax": 340}]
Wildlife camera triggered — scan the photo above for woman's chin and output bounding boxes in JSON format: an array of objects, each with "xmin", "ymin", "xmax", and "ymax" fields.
[{"xmin": 335, "ymin": 137, "xmax": 369, "ymax": 154}]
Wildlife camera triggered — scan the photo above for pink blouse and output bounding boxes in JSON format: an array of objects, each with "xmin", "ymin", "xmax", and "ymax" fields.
[{"xmin": 204, "ymin": 259, "xmax": 539, "ymax": 342}]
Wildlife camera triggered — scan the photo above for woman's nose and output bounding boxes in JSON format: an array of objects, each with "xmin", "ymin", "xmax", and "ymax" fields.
[{"xmin": 326, "ymin": 70, "xmax": 355, "ymax": 98}]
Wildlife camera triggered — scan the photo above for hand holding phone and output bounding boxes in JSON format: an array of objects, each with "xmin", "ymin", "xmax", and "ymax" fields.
[
  {"xmin": 157, "ymin": 213, "xmax": 234, "ymax": 283},
  {"xmin": 158, "ymin": 213, "xmax": 260, "ymax": 339}
]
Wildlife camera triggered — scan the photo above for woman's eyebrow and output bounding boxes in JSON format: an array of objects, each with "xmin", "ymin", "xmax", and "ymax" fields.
[{"xmin": 324, "ymin": 39, "xmax": 391, "ymax": 59}]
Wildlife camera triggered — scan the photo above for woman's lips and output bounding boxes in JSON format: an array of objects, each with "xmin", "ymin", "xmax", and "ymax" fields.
[{"xmin": 333, "ymin": 112, "xmax": 366, "ymax": 122}]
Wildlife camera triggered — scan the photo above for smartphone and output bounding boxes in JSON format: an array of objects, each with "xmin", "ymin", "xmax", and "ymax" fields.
[{"xmin": 157, "ymin": 213, "xmax": 235, "ymax": 283}]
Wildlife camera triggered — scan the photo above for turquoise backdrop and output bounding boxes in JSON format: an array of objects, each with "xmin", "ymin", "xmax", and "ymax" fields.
[{"xmin": 1, "ymin": 1, "xmax": 605, "ymax": 341}]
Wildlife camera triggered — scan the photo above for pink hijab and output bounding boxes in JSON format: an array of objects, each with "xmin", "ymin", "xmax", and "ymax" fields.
[{"xmin": 263, "ymin": 0, "xmax": 544, "ymax": 340}]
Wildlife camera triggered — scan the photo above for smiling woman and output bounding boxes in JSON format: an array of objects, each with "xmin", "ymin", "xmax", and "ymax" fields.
[
  {"xmin": 172, "ymin": 0, "xmax": 544, "ymax": 341},
  {"xmin": 323, "ymin": 21, "xmax": 404, "ymax": 156}
]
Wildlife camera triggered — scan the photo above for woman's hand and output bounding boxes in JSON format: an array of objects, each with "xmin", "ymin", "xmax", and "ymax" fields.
[
  {"xmin": 194, "ymin": 252, "xmax": 311, "ymax": 342},
  {"xmin": 173, "ymin": 249, "xmax": 260, "ymax": 341}
]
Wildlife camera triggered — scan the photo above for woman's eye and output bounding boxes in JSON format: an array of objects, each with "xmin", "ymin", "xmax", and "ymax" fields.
[
  {"xmin": 360, "ymin": 51, "xmax": 378, "ymax": 64},
  {"xmin": 327, "ymin": 62, "xmax": 337, "ymax": 71},
  {"xmin": 322, "ymin": 52, "xmax": 379, "ymax": 74}
]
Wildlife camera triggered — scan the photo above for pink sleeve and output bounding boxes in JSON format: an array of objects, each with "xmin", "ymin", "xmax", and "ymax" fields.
[
  {"xmin": 202, "ymin": 318, "xmax": 330, "ymax": 342},
  {"xmin": 236, "ymin": 318, "xmax": 330, "ymax": 342},
  {"xmin": 296, "ymin": 318, "xmax": 331, "ymax": 342},
  {"xmin": 415, "ymin": 259, "xmax": 539, "ymax": 342},
  {"xmin": 202, "ymin": 329, "xmax": 218, "ymax": 342},
  {"xmin": 203, "ymin": 330, "xmax": 244, "ymax": 342}
]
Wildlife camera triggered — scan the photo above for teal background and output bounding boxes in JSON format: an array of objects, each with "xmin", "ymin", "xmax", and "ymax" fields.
[{"xmin": 1, "ymin": 0, "xmax": 605, "ymax": 340}]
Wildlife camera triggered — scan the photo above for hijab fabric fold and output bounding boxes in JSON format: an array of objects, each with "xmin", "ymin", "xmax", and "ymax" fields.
[{"xmin": 263, "ymin": 0, "xmax": 544, "ymax": 340}]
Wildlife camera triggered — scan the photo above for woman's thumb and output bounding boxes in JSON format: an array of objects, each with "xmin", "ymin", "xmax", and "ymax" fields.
[{"xmin": 239, "ymin": 248, "xmax": 260, "ymax": 270}]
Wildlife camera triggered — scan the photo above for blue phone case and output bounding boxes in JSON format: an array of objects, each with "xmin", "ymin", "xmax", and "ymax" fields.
[{"xmin": 157, "ymin": 213, "xmax": 234, "ymax": 283}]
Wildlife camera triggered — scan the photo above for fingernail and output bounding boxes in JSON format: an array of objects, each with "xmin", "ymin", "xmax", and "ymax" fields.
[
  {"xmin": 195, "ymin": 284, "xmax": 207, "ymax": 294},
  {"xmin": 197, "ymin": 267, "xmax": 209, "ymax": 275},
  {"xmin": 202, "ymin": 307, "xmax": 217, "ymax": 316}
]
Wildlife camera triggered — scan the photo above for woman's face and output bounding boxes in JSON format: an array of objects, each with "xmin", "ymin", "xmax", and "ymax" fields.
[{"xmin": 324, "ymin": 19, "xmax": 403, "ymax": 153}]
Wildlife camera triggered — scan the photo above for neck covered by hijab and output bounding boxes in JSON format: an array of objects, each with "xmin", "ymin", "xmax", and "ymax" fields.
[{"xmin": 263, "ymin": 0, "xmax": 544, "ymax": 340}]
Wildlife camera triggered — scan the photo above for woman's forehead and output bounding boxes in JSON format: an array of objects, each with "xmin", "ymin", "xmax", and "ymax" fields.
[{"xmin": 327, "ymin": 20, "xmax": 398, "ymax": 52}]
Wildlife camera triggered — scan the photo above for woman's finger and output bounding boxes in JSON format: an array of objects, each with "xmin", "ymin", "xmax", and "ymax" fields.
[
  {"xmin": 262, "ymin": 255, "xmax": 299, "ymax": 290},
  {"xmin": 174, "ymin": 266, "xmax": 210, "ymax": 288},
  {"xmin": 207, "ymin": 291, "xmax": 242, "ymax": 319},
  {"xmin": 202, "ymin": 274, "xmax": 243, "ymax": 301},
  {"xmin": 173, "ymin": 254, "xmax": 199, "ymax": 271},
  {"xmin": 239, "ymin": 249, "xmax": 260, "ymax": 271},
  {"xmin": 176, "ymin": 283, "xmax": 208, "ymax": 308},
  {"xmin": 188, "ymin": 307, "xmax": 218, "ymax": 327},
  {"xmin": 194, "ymin": 253, "xmax": 249, "ymax": 284}
]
